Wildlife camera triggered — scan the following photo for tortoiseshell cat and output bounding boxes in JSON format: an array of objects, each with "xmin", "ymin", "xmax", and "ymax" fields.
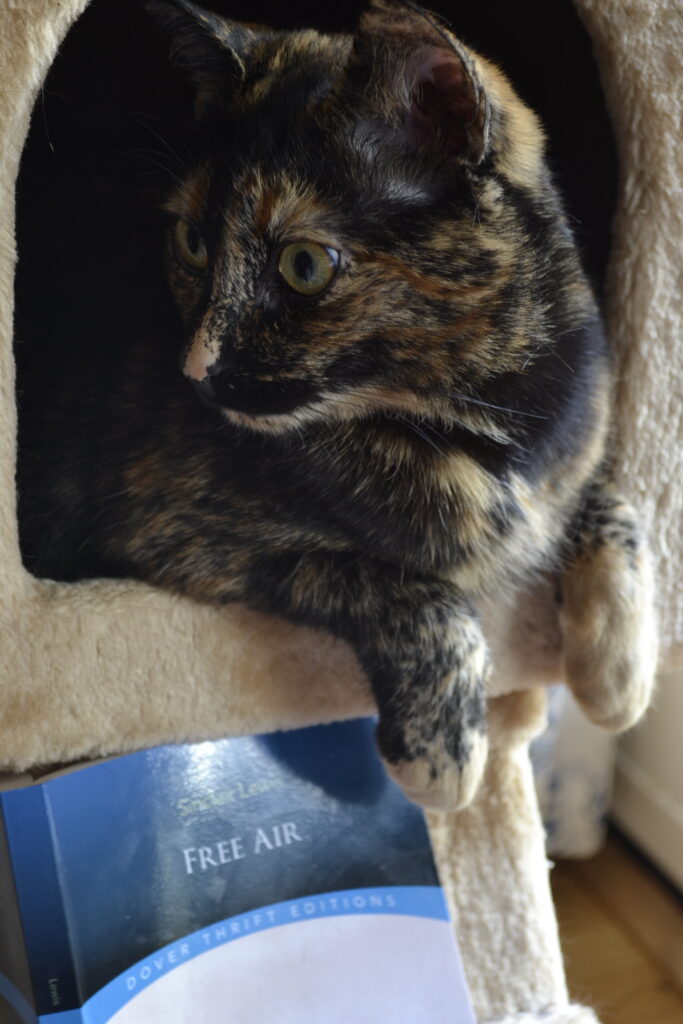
[{"xmin": 17, "ymin": 0, "xmax": 657, "ymax": 809}]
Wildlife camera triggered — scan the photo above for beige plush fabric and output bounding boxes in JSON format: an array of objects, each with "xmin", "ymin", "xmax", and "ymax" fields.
[
  {"xmin": 574, "ymin": 0, "xmax": 683, "ymax": 668},
  {"xmin": 0, "ymin": 0, "xmax": 675, "ymax": 1019}
]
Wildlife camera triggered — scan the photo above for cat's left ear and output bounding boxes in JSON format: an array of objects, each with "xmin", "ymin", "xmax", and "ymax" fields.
[
  {"xmin": 146, "ymin": 0, "xmax": 255, "ymax": 113},
  {"xmin": 351, "ymin": 0, "xmax": 490, "ymax": 164}
]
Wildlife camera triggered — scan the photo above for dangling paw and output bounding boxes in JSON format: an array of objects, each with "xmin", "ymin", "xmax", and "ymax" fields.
[
  {"xmin": 561, "ymin": 488, "xmax": 658, "ymax": 732},
  {"xmin": 376, "ymin": 622, "xmax": 490, "ymax": 812}
]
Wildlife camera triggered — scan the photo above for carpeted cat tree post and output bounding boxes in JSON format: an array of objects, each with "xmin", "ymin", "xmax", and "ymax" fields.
[{"xmin": 0, "ymin": 1, "xmax": 679, "ymax": 1021}]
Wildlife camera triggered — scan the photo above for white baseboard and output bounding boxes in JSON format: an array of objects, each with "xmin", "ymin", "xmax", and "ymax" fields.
[{"xmin": 611, "ymin": 749, "xmax": 683, "ymax": 891}]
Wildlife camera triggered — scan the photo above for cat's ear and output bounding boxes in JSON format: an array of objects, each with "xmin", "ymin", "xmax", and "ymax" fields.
[
  {"xmin": 351, "ymin": 0, "xmax": 490, "ymax": 164},
  {"xmin": 146, "ymin": 0, "xmax": 253, "ymax": 113}
]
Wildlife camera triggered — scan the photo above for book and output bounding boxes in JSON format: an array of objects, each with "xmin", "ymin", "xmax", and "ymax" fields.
[{"xmin": 0, "ymin": 718, "xmax": 476, "ymax": 1023}]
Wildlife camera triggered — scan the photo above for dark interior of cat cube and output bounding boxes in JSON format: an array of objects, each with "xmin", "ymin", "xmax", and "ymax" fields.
[{"xmin": 13, "ymin": 0, "xmax": 617, "ymax": 583}]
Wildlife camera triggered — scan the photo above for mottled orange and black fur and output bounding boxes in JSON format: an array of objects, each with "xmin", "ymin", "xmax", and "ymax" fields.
[{"xmin": 17, "ymin": 0, "xmax": 657, "ymax": 808}]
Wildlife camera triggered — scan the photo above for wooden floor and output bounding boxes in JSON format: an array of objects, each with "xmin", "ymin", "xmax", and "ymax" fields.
[{"xmin": 552, "ymin": 833, "xmax": 683, "ymax": 1024}]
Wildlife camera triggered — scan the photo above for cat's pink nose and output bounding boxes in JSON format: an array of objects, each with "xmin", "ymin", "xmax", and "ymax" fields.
[{"xmin": 183, "ymin": 342, "xmax": 212, "ymax": 382}]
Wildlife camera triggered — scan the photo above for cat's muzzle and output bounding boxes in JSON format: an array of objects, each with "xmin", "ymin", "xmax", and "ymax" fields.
[{"xmin": 190, "ymin": 370, "xmax": 318, "ymax": 418}]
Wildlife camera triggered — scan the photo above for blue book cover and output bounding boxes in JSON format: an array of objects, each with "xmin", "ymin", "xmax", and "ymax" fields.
[{"xmin": 0, "ymin": 718, "xmax": 476, "ymax": 1023}]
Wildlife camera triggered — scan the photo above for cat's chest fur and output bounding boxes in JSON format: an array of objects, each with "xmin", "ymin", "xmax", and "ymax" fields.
[{"xmin": 191, "ymin": 413, "xmax": 561, "ymax": 590}]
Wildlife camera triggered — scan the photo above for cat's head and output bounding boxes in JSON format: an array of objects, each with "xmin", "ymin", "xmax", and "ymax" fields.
[{"xmin": 151, "ymin": 0, "xmax": 565, "ymax": 436}]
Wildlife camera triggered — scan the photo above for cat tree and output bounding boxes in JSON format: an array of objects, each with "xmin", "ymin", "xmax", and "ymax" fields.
[{"xmin": 0, "ymin": 1, "xmax": 679, "ymax": 1021}]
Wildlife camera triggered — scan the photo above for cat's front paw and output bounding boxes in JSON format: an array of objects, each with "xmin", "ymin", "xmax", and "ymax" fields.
[
  {"xmin": 382, "ymin": 728, "xmax": 488, "ymax": 812},
  {"xmin": 358, "ymin": 582, "xmax": 491, "ymax": 812},
  {"xmin": 375, "ymin": 617, "xmax": 490, "ymax": 812}
]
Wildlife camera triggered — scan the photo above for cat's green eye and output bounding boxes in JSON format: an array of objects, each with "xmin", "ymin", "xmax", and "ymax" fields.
[
  {"xmin": 278, "ymin": 241, "xmax": 339, "ymax": 296},
  {"xmin": 174, "ymin": 219, "xmax": 208, "ymax": 272}
]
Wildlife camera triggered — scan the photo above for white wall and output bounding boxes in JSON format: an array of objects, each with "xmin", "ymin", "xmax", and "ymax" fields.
[{"xmin": 611, "ymin": 669, "xmax": 683, "ymax": 890}]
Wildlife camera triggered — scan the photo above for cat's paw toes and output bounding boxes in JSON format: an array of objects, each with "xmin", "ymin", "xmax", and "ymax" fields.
[{"xmin": 383, "ymin": 729, "xmax": 488, "ymax": 812}]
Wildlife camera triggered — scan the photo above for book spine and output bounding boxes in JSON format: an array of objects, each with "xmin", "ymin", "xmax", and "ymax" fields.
[
  {"xmin": 0, "ymin": 796, "xmax": 37, "ymax": 1024},
  {"xmin": 1, "ymin": 788, "xmax": 81, "ymax": 1018}
]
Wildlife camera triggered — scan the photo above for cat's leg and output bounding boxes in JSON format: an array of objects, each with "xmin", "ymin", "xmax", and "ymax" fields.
[
  {"xmin": 248, "ymin": 551, "xmax": 490, "ymax": 811},
  {"xmin": 366, "ymin": 597, "xmax": 490, "ymax": 812},
  {"xmin": 560, "ymin": 476, "xmax": 658, "ymax": 731}
]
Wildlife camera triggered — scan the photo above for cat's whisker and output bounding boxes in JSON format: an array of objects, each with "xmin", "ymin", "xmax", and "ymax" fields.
[
  {"xmin": 550, "ymin": 349, "xmax": 575, "ymax": 374},
  {"xmin": 128, "ymin": 149, "xmax": 187, "ymax": 189},
  {"xmin": 131, "ymin": 111, "xmax": 191, "ymax": 163},
  {"xmin": 393, "ymin": 414, "xmax": 448, "ymax": 457},
  {"xmin": 443, "ymin": 391, "xmax": 549, "ymax": 421},
  {"xmin": 321, "ymin": 386, "xmax": 517, "ymax": 457},
  {"xmin": 329, "ymin": 387, "xmax": 452, "ymax": 457},
  {"xmin": 40, "ymin": 84, "xmax": 56, "ymax": 156}
]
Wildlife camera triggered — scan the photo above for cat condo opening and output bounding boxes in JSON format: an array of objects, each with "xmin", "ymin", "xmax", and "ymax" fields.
[
  {"xmin": 12, "ymin": 0, "xmax": 622, "ymax": 807},
  {"xmin": 1, "ymin": 1, "xmax": 673, "ymax": 1022},
  {"xmin": 10, "ymin": 0, "xmax": 618, "ymax": 757}
]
